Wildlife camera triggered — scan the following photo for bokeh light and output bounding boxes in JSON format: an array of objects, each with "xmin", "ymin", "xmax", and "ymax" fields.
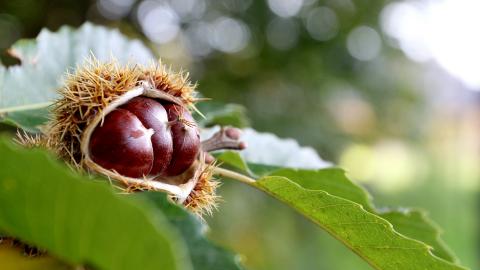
[
  {"xmin": 346, "ymin": 26, "xmax": 382, "ymax": 61},
  {"xmin": 304, "ymin": 6, "xmax": 339, "ymax": 41},
  {"xmin": 209, "ymin": 17, "xmax": 250, "ymax": 53},
  {"xmin": 267, "ymin": 0, "xmax": 304, "ymax": 18},
  {"xmin": 183, "ymin": 22, "xmax": 213, "ymax": 57},
  {"xmin": 137, "ymin": 1, "xmax": 180, "ymax": 44},
  {"xmin": 97, "ymin": 0, "xmax": 135, "ymax": 19},
  {"xmin": 381, "ymin": 0, "xmax": 480, "ymax": 90},
  {"xmin": 325, "ymin": 89, "xmax": 376, "ymax": 136},
  {"xmin": 169, "ymin": 0, "xmax": 206, "ymax": 20},
  {"xmin": 340, "ymin": 140, "xmax": 426, "ymax": 193}
]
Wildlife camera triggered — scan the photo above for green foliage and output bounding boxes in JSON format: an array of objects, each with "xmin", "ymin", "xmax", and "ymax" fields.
[
  {"xmin": 0, "ymin": 138, "xmax": 190, "ymax": 270},
  {"xmin": 0, "ymin": 244, "xmax": 71, "ymax": 270},
  {"xmin": 379, "ymin": 210, "xmax": 457, "ymax": 263},
  {"xmin": 270, "ymin": 168, "xmax": 456, "ymax": 262},
  {"xmin": 272, "ymin": 168, "xmax": 375, "ymax": 212},
  {"xmin": 254, "ymin": 176, "xmax": 463, "ymax": 270},
  {"xmin": 0, "ymin": 137, "xmax": 244, "ymax": 270},
  {"xmin": 1, "ymin": 108, "xmax": 49, "ymax": 133},
  {"xmin": 0, "ymin": 23, "xmax": 153, "ymax": 124},
  {"xmin": 143, "ymin": 193, "xmax": 244, "ymax": 270},
  {"xmin": 216, "ymin": 151, "xmax": 253, "ymax": 176},
  {"xmin": 218, "ymin": 152, "xmax": 465, "ymax": 270},
  {"xmin": 195, "ymin": 102, "xmax": 250, "ymax": 128},
  {"xmin": 0, "ymin": 23, "xmax": 468, "ymax": 270}
]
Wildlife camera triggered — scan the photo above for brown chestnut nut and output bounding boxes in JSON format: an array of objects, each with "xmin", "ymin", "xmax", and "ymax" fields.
[
  {"xmin": 89, "ymin": 109, "xmax": 154, "ymax": 178},
  {"xmin": 120, "ymin": 97, "xmax": 173, "ymax": 176},
  {"xmin": 88, "ymin": 97, "xmax": 201, "ymax": 178},
  {"xmin": 163, "ymin": 103, "xmax": 201, "ymax": 176}
]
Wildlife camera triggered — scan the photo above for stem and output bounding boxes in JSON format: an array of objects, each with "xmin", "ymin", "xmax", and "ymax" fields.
[
  {"xmin": 201, "ymin": 127, "xmax": 246, "ymax": 152},
  {"xmin": 212, "ymin": 167, "xmax": 256, "ymax": 185}
]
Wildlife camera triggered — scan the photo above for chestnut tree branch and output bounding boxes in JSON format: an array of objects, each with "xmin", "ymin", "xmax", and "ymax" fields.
[
  {"xmin": 201, "ymin": 127, "xmax": 246, "ymax": 152},
  {"xmin": 212, "ymin": 167, "xmax": 256, "ymax": 184}
]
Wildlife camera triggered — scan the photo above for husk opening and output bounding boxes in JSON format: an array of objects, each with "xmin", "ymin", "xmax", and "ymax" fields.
[{"xmin": 34, "ymin": 56, "xmax": 218, "ymax": 213}]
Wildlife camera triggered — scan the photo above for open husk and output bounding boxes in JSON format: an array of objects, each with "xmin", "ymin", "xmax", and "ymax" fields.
[{"xmin": 23, "ymin": 57, "xmax": 219, "ymax": 216}]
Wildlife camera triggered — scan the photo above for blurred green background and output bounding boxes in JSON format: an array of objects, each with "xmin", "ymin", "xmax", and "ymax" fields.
[{"xmin": 0, "ymin": 0, "xmax": 478, "ymax": 269}]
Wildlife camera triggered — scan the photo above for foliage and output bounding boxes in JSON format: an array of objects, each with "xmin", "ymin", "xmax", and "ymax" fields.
[
  {"xmin": 0, "ymin": 139, "xmax": 190, "ymax": 270},
  {"xmin": 0, "ymin": 23, "xmax": 153, "ymax": 122},
  {"xmin": 0, "ymin": 138, "xmax": 243, "ymax": 270},
  {"xmin": 0, "ymin": 243, "xmax": 71, "ymax": 270},
  {"xmin": 218, "ymin": 153, "xmax": 463, "ymax": 270},
  {"xmin": 0, "ymin": 23, "xmax": 468, "ymax": 270},
  {"xmin": 143, "ymin": 193, "xmax": 244, "ymax": 270}
]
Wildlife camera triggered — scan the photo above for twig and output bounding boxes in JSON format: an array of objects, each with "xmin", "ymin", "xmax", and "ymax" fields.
[
  {"xmin": 212, "ymin": 167, "xmax": 256, "ymax": 185},
  {"xmin": 201, "ymin": 127, "xmax": 246, "ymax": 152}
]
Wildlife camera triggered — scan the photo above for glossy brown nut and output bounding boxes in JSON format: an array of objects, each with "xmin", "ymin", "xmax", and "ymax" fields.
[
  {"xmin": 120, "ymin": 97, "xmax": 173, "ymax": 176},
  {"xmin": 89, "ymin": 109, "xmax": 154, "ymax": 178},
  {"xmin": 163, "ymin": 103, "xmax": 201, "ymax": 176}
]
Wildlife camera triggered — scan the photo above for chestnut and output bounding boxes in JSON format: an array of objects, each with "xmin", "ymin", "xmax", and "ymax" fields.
[
  {"xmin": 89, "ymin": 97, "xmax": 201, "ymax": 179},
  {"xmin": 39, "ymin": 58, "xmax": 246, "ymax": 216},
  {"xmin": 163, "ymin": 103, "xmax": 201, "ymax": 176},
  {"xmin": 89, "ymin": 109, "xmax": 154, "ymax": 178},
  {"xmin": 120, "ymin": 97, "xmax": 173, "ymax": 176}
]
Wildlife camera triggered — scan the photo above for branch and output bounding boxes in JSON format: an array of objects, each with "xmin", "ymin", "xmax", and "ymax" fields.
[
  {"xmin": 212, "ymin": 167, "xmax": 256, "ymax": 185},
  {"xmin": 201, "ymin": 127, "xmax": 246, "ymax": 152}
]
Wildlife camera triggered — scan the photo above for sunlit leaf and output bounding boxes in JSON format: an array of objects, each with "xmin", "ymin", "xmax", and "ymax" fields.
[{"xmin": 271, "ymin": 168, "xmax": 374, "ymax": 212}]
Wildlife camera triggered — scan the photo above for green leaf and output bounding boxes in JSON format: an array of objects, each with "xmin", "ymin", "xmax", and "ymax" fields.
[
  {"xmin": 216, "ymin": 148, "xmax": 464, "ymax": 269},
  {"xmin": 142, "ymin": 193, "xmax": 244, "ymax": 270},
  {"xmin": 216, "ymin": 151, "xmax": 253, "ymax": 176},
  {"xmin": 254, "ymin": 176, "xmax": 465, "ymax": 270},
  {"xmin": 269, "ymin": 168, "xmax": 457, "ymax": 262},
  {"xmin": 379, "ymin": 209, "xmax": 457, "ymax": 264},
  {"xmin": 0, "ymin": 22, "xmax": 154, "ymax": 130},
  {"xmin": 195, "ymin": 102, "xmax": 250, "ymax": 128},
  {"xmin": 1, "ymin": 108, "xmax": 50, "ymax": 133},
  {"xmin": 271, "ymin": 168, "xmax": 375, "ymax": 212},
  {"xmin": 0, "ymin": 137, "xmax": 191, "ymax": 270}
]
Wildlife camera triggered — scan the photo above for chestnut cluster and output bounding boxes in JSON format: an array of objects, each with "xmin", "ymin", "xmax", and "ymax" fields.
[{"xmin": 88, "ymin": 97, "xmax": 200, "ymax": 178}]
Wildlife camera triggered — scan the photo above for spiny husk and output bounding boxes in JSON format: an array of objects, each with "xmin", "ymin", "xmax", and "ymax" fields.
[
  {"xmin": 15, "ymin": 130, "xmax": 48, "ymax": 149},
  {"xmin": 182, "ymin": 162, "xmax": 220, "ymax": 217},
  {"xmin": 45, "ymin": 57, "xmax": 197, "ymax": 167},
  {"xmin": 33, "ymin": 56, "xmax": 220, "ymax": 216},
  {"xmin": 116, "ymin": 159, "xmax": 220, "ymax": 217}
]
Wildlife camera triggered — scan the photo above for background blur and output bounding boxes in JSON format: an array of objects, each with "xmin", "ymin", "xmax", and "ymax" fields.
[{"xmin": 0, "ymin": 0, "xmax": 478, "ymax": 269}]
